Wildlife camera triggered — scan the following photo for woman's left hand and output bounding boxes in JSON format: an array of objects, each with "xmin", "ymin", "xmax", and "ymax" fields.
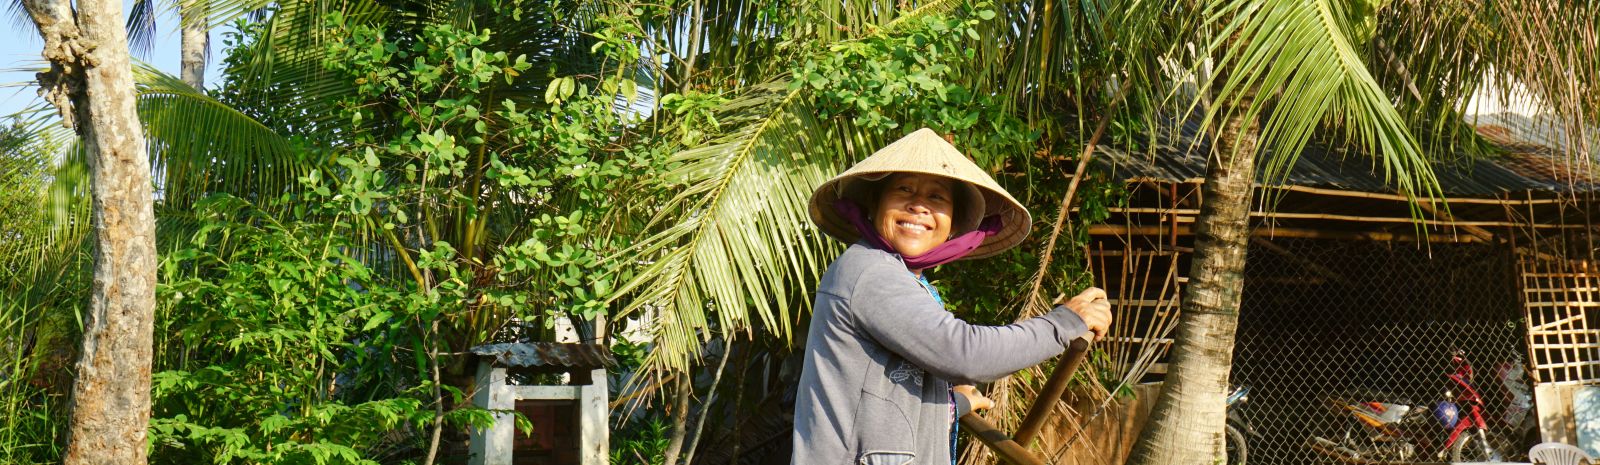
[{"xmin": 953, "ymin": 385, "xmax": 994, "ymax": 411}]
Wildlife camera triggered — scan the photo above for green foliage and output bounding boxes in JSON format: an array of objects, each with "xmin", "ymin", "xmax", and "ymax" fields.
[
  {"xmin": 314, "ymin": 9, "xmax": 656, "ymax": 334},
  {"xmin": 793, "ymin": 4, "xmax": 1035, "ymax": 167},
  {"xmin": 136, "ymin": 5, "xmax": 657, "ymax": 461},
  {"xmin": 150, "ymin": 195, "xmax": 422, "ymax": 464},
  {"xmin": 0, "ymin": 120, "xmax": 74, "ymax": 465},
  {"xmin": 0, "ymin": 285, "xmax": 68, "ymax": 465},
  {"xmin": 608, "ymin": 416, "xmax": 671, "ymax": 464}
]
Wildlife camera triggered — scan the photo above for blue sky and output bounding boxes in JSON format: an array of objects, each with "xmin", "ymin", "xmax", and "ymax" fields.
[{"xmin": 1, "ymin": 4, "xmax": 228, "ymax": 118}]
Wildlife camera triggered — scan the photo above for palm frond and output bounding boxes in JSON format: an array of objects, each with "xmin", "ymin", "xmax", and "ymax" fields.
[
  {"xmin": 610, "ymin": 80, "xmax": 844, "ymax": 379},
  {"xmin": 126, "ymin": 0, "xmax": 161, "ymax": 59},
  {"xmin": 221, "ymin": 0, "xmax": 391, "ymax": 131},
  {"xmin": 0, "ymin": 115, "xmax": 91, "ymax": 287},
  {"xmin": 982, "ymin": 0, "xmax": 1195, "ymax": 139},
  {"xmin": 176, "ymin": 0, "xmax": 269, "ymax": 30},
  {"xmin": 2, "ymin": 64, "xmax": 304, "ymax": 287},
  {"xmin": 796, "ymin": 0, "xmax": 964, "ymax": 42},
  {"xmin": 1361, "ymin": 1, "xmax": 1499, "ymax": 160},
  {"xmin": 1474, "ymin": 0, "xmax": 1600, "ymax": 161},
  {"xmin": 134, "ymin": 63, "xmax": 306, "ymax": 210},
  {"xmin": 4, "ymin": 0, "xmax": 38, "ymax": 40},
  {"xmin": 1200, "ymin": 0, "xmax": 1443, "ymax": 204}
]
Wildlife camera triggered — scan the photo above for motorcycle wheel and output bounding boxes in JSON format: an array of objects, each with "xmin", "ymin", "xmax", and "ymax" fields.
[
  {"xmin": 1225, "ymin": 424, "xmax": 1247, "ymax": 465},
  {"xmin": 1450, "ymin": 430, "xmax": 1509, "ymax": 463}
]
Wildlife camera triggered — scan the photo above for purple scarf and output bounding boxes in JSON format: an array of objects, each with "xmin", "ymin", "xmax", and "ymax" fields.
[{"xmin": 833, "ymin": 198, "xmax": 1003, "ymax": 269}]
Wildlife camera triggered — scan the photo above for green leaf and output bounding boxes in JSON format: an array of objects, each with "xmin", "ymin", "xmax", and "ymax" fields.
[
  {"xmin": 558, "ymin": 77, "xmax": 576, "ymax": 99},
  {"xmin": 363, "ymin": 310, "xmax": 392, "ymax": 331}
]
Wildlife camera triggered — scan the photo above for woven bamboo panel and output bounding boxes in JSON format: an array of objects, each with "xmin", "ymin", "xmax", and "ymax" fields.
[{"xmin": 1518, "ymin": 255, "xmax": 1600, "ymax": 385}]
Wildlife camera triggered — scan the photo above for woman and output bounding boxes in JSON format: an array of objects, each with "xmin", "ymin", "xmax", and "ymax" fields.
[{"xmin": 793, "ymin": 128, "xmax": 1112, "ymax": 465}]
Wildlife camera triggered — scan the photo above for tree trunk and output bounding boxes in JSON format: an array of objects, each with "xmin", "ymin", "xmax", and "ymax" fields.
[
  {"xmin": 661, "ymin": 374, "xmax": 693, "ymax": 465},
  {"xmin": 1127, "ymin": 106, "xmax": 1259, "ymax": 465},
  {"xmin": 179, "ymin": 6, "xmax": 206, "ymax": 89},
  {"xmin": 22, "ymin": 0, "xmax": 156, "ymax": 463}
]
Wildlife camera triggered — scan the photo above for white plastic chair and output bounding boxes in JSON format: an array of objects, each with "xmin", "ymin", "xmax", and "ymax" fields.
[{"xmin": 1529, "ymin": 442, "xmax": 1593, "ymax": 465}]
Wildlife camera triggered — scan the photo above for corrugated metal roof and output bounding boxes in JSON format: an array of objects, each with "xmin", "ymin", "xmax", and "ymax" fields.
[
  {"xmin": 470, "ymin": 342, "xmax": 616, "ymax": 369},
  {"xmin": 1092, "ymin": 115, "xmax": 1599, "ymax": 197}
]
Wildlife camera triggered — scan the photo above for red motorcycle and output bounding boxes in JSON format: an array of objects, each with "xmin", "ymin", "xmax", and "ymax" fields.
[{"xmin": 1307, "ymin": 350, "xmax": 1514, "ymax": 463}]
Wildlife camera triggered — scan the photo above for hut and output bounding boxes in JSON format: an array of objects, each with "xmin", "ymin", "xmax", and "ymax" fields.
[{"xmin": 1072, "ymin": 113, "xmax": 1600, "ymax": 464}]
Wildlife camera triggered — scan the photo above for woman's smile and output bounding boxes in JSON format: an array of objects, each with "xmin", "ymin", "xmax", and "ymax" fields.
[
  {"xmin": 873, "ymin": 173, "xmax": 956, "ymax": 259},
  {"xmin": 895, "ymin": 219, "xmax": 933, "ymax": 233}
]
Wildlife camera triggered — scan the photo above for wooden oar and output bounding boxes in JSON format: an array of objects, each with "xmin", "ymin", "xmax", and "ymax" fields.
[
  {"xmin": 959, "ymin": 412, "xmax": 1046, "ymax": 465},
  {"xmin": 959, "ymin": 335, "xmax": 1094, "ymax": 464}
]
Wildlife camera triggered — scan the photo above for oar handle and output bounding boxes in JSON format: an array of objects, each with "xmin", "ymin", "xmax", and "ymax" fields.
[
  {"xmin": 959, "ymin": 412, "xmax": 1047, "ymax": 465},
  {"xmin": 1012, "ymin": 335, "xmax": 1093, "ymax": 447}
]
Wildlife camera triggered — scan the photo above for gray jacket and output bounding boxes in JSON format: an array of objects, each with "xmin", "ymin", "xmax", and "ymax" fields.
[{"xmin": 792, "ymin": 244, "xmax": 1090, "ymax": 464}]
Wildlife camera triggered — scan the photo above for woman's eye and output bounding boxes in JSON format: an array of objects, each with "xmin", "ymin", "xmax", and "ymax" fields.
[{"xmin": 898, "ymin": 185, "xmax": 914, "ymax": 193}]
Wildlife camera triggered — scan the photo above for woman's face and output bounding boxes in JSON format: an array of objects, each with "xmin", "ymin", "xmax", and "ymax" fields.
[{"xmin": 873, "ymin": 173, "xmax": 957, "ymax": 258}]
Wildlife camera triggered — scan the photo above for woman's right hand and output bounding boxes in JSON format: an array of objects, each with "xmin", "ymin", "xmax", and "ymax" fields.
[
  {"xmin": 1055, "ymin": 287, "xmax": 1112, "ymax": 341},
  {"xmin": 953, "ymin": 385, "xmax": 993, "ymax": 411}
]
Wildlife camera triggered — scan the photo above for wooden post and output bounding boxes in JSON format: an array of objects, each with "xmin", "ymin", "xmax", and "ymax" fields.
[
  {"xmin": 579, "ymin": 368, "xmax": 609, "ymax": 465},
  {"xmin": 470, "ymin": 361, "xmax": 514, "ymax": 465}
]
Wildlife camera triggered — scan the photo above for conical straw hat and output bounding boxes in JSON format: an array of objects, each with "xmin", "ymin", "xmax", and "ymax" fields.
[{"xmin": 808, "ymin": 128, "xmax": 1032, "ymax": 260}]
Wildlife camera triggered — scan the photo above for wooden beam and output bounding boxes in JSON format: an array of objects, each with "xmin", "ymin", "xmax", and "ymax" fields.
[
  {"xmin": 1092, "ymin": 207, "xmax": 1585, "ymax": 229},
  {"xmin": 1119, "ymin": 179, "xmax": 1578, "ymax": 205},
  {"xmin": 1267, "ymin": 185, "xmax": 1575, "ymax": 205},
  {"xmin": 1417, "ymin": 201, "xmax": 1497, "ymax": 242},
  {"xmin": 1087, "ymin": 224, "xmax": 1487, "ymax": 243}
]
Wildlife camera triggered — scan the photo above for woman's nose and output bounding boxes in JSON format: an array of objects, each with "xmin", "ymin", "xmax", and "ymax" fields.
[{"xmin": 906, "ymin": 200, "xmax": 931, "ymax": 214}]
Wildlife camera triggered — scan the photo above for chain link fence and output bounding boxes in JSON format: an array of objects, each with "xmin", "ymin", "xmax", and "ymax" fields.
[{"xmin": 1231, "ymin": 238, "xmax": 1537, "ymax": 464}]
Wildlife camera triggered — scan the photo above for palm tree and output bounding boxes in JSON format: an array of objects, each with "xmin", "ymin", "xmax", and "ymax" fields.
[{"xmin": 1128, "ymin": 2, "xmax": 1597, "ymax": 461}]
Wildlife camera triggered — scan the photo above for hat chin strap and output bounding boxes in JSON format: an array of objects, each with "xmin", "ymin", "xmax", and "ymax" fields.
[{"xmin": 834, "ymin": 199, "xmax": 1003, "ymax": 269}]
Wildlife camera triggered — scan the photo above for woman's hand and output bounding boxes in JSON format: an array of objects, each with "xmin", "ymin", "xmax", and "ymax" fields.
[
  {"xmin": 953, "ymin": 385, "xmax": 993, "ymax": 411},
  {"xmin": 1055, "ymin": 287, "xmax": 1112, "ymax": 341}
]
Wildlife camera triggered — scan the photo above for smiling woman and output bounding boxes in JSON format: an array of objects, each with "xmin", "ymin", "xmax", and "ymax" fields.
[
  {"xmin": 872, "ymin": 173, "xmax": 960, "ymax": 264},
  {"xmin": 791, "ymin": 128, "xmax": 1113, "ymax": 465}
]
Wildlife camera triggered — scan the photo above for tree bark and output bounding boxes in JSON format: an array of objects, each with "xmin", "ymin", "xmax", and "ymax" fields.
[
  {"xmin": 22, "ymin": 0, "xmax": 156, "ymax": 463},
  {"xmin": 1127, "ymin": 105, "xmax": 1259, "ymax": 465},
  {"xmin": 179, "ymin": 6, "xmax": 206, "ymax": 89},
  {"xmin": 661, "ymin": 373, "xmax": 693, "ymax": 465}
]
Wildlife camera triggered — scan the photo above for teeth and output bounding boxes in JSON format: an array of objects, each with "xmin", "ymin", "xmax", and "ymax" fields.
[{"xmin": 897, "ymin": 221, "xmax": 930, "ymax": 232}]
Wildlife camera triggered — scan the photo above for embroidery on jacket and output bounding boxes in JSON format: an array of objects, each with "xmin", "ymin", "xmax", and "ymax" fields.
[{"xmin": 888, "ymin": 360, "xmax": 924, "ymax": 387}]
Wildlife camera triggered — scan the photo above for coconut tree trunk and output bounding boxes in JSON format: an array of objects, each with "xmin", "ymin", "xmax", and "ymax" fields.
[
  {"xmin": 1128, "ymin": 105, "xmax": 1259, "ymax": 465},
  {"xmin": 21, "ymin": 0, "xmax": 155, "ymax": 463},
  {"xmin": 179, "ymin": 6, "xmax": 206, "ymax": 89}
]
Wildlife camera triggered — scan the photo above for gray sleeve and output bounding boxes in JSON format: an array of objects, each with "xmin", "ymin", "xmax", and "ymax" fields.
[{"xmin": 848, "ymin": 262, "xmax": 1090, "ymax": 384}]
